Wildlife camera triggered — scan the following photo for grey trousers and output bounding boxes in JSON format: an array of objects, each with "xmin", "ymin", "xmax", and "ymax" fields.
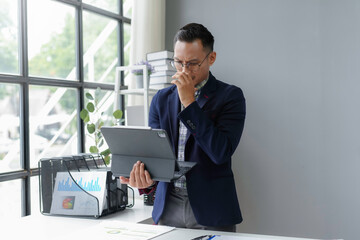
[{"xmin": 158, "ymin": 187, "xmax": 236, "ymax": 232}]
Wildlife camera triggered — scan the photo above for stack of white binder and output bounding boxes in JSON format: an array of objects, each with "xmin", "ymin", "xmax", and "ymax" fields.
[{"xmin": 147, "ymin": 50, "xmax": 176, "ymax": 89}]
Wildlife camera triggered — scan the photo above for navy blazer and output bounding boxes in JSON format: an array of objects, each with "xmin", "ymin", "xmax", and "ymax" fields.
[{"xmin": 149, "ymin": 72, "xmax": 246, "ymax": 226}]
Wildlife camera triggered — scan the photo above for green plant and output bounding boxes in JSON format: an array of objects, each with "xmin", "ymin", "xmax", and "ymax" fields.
[{"xmin": 80, "ymin": 87, "xmax": 123, "ymax": 164}]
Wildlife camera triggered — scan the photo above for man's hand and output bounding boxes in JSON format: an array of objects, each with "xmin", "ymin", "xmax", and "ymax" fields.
[
  {"xmin": 120, "ymin": 161, "xmax": 154, "ymax": 189},
  {"xmin": 171, "ymin": 72, "xmax": 197, "ymax": 107}
]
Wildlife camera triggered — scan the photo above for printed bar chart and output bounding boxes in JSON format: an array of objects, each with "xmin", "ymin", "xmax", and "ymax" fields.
[{"xmin": 57, "ymin": 177, "xmax": 102, "ymax": 192}]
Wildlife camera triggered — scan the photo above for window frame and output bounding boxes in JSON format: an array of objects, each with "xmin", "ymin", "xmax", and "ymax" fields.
[{"xmin": 0, "ymin": 0, "xmax": 130, "ymax": 217}]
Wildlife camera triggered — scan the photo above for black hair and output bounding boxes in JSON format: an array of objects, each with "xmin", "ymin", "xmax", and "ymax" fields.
[{"xmin": 173, "ymin": 23, "xmax": 214, "ymax": 52}]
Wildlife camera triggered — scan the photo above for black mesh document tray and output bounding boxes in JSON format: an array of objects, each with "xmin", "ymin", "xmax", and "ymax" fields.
[{"xmin": 38, "ymin": 154, "xmax": 130, "ymax": 218}]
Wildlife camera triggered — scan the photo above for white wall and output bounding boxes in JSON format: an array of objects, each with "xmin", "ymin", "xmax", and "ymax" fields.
[{"xmin": 165, "ymin": 1, "xmax": 360, "ymax": 239}]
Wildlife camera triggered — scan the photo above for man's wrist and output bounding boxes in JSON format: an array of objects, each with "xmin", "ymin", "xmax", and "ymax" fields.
[
  {"xmin": 183, "ymin": 98, "xmax": 195, "ymax": 108},
  {"xmin": 147, "ymin": 181, "xmax": 156, "ymax": 189},
  {"xmin": 138, "ymin": 182, "xmax": 157, "ymax": 195}
]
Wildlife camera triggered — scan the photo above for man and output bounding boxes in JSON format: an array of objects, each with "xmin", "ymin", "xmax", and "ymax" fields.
[{"xmin": 120, "ymin": 23, "xmax": 246, "ymax": 232}]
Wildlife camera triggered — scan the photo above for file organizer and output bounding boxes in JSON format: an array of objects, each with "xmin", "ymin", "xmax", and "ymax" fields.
[{"xmin": 39, "ymin": 154, "xmax": 133, "ymax": 218}]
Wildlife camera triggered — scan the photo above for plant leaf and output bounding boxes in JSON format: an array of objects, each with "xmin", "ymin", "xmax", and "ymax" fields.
[
  {"xmin": 97, "ymin": 131, "xmax": 102, "ymax": 138},
  {"xmin": 87, "ymin": 123, "xmax": 96, "ymax": 134},
  {"xmin": 98, "ymin": 121, "xmax": 104, "ymax": 129},
  {"xmin": 85, "ymin": 92, "xmax": 94, "ymax": 100},
  {"xmin": 80, "ymin": 109, "xmax": 88, "ymax": 120},
  {"xmin": 87, "ymin": 102, "xmax": 95, "ymax": 112},
  {"xmin": 98, "ymin": 138, "xmax": 104, "ymax": 147},
  {"xmin": 113, "ymin": 109, "xmax": 123, "ymax": 119},
  {"xmin": 104, "ymin": 155, "xmax": 110, "ymax": 165},
  {"xmin": 101, "ymin": 148, "xmax": 111, "ymax": 156},
  {"xmin": 89, "ymin": 146, "xmax": 98, "ymax": 153},
  {"xmin": 84, "ymin": 115, "xmax": 90, "ymax": 123}
]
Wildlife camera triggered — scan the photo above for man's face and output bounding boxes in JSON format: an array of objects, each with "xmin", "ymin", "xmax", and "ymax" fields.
[{"xmin": 173, "ymin": 39, "xmax": 216, "ymax": 86}]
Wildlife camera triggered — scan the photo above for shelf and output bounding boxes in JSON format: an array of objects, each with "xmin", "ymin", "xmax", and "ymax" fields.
[
  {"xmin": 119, "ymin": 88, "xmax": 158, "ymax": 96},
  {"xmin": 114, "ymin": 65, "xmax": 157, "ymax": 126}
]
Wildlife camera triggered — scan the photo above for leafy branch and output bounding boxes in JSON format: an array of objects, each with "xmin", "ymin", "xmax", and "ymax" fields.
[{"xmin": 80, "ymin": 87, "xmax": 123, "ymax": 164}]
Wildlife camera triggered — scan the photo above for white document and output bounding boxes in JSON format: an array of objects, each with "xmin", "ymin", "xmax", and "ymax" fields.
[
  {"xmin": 208, "ymin": 236, "xmax": 307, "ymax": 240},
  {"xmin": 50, "ymin": 171, "xmax": 107, "ymax": 216},
  {"xmin": 78, "ymin": 221, "xmax": 175, "ymax": 240},
  {"xmin": 211, "ymin": 236, "xmax": 262, "ymax": 240}
]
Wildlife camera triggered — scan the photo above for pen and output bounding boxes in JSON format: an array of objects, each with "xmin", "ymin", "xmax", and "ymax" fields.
[{"xmin": 190, "ymin": 235, "xmax": 218, "ymax": 240}]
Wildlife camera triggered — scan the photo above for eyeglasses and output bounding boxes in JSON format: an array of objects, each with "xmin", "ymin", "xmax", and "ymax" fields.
[{"xmin": 170, "ymin": 51, "xmax": 212, "ymax": 72}]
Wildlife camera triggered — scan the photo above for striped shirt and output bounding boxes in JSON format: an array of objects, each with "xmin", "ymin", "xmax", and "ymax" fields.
[{"xmin": 174, "ymin": 77, "xmax": 209, "ymax": 189}]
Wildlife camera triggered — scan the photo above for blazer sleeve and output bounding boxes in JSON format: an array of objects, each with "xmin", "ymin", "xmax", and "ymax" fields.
[
  {"xmin": 148, "ymin": 91, "xmax": 161, "ymax": 129},
  {"xmin": 178, "ymin": 86, "xmax": 246, "ymax": 165}
]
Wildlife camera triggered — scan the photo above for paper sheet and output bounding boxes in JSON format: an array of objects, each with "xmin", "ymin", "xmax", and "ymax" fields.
[
  {"xmin": 78, "ymin": 221, "xmax": 175, "ymax": 240},
  {"xmin": 50, "ymin": 171, "xmax": 107, "ymax": 216}
]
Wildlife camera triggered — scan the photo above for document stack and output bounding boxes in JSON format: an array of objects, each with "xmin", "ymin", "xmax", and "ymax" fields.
[{"xmin": 147, "ymin": 50, "xmax": 176, "ymax": 89}]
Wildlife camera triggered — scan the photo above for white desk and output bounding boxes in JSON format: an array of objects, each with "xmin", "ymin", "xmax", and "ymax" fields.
[
  {"xmin": 1, "ymin": 201, "xmax": 153, "ymax": 239},
  {"xmin": 153, "ymin": 228, "xmax": 321, "ymax": 240},
  {"xmin": 1, "ymin": 201, "xmax": 324, "ymax": 240}
]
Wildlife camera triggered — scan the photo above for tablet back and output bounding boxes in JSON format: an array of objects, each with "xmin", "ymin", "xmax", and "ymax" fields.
[{"xmin": 101, "ymin": 126, "xmax": 177, "ymax": 182}]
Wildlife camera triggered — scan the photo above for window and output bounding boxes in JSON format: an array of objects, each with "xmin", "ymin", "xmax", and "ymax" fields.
[
  {"xmin": 0, "ymin": 0, "xmax": 19, "ymax": 75},
  {"xmin": 83, "ymin": 0, "xmax": 119, "ymax": 14},
  {"xmin": 0, "ymin": 83, "xmax": 20, "ymax": 174},
  {"xmin": 0, "ymin": 0, "xmax": 132, "ymax": 218},
  {"xmin": 0, "ymin": 179, "xmax": 22, "ymax": 219},
  {"xmin": 28, "ymin": 0, "xmax": 77, "ymax": 80},
  {"xmin": 29, "ymin": 86, "xmax": 78, "ymax": 167},
  {"xmin": 83, "ymin": 11, "xmax": 118, "ymax": 83}
]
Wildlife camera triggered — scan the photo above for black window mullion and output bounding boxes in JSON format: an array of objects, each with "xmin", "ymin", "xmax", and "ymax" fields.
[
  {"xmin": 19, "ymin": 0, "xmax": 31, "ymax": 217},
  {"xmin": 118, "ymin": 18, "xmax": 125, "ymax": 115},
  {"xmin": 119, "ymin": 0, "xmax": 123, "ymax": 16},
  {"xmin": 20, "ymin": 83, "xmax": 31, "ymax": 216},
  {"xmin": 82, "ymin": 2, "xmax": 131, "ymax": 24},
  {"xmin": 76, "ymin": 3, "xmax": 86, "ymax": 154}
]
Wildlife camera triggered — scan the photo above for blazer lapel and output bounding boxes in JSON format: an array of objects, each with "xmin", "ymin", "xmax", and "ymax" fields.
[
  {"xmin": 197, "ymin": 72, "xmax": 217, "ymax": 108},
  {"xmin": 185, "ymin": 72, "xmax": 217, "ymax": 141}
]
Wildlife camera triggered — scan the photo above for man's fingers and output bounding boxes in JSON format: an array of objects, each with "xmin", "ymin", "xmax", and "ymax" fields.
[
  {"xmin": 172, "ymin": 71, "xmax": 189, "ymax": 78},
  {"xmin": 134, "ymin": 161, "xmax": 142, "ymax": 186},
  {"xmin": 126, "ymin": 161, "xmax": 154, "ymax": 188},
  {"xmin": 171, "ymin": 79, "xmax": 179, "ymax": 85},
  {"xmin": 139, "ymin": 163, "xmax": 147, "ymax": 186},
  {"xmin": 129, "ymin": 162, "xmax": 137, "ymax": 186},
  {"xmin": 144, "ymin": 170, "xmax": 154, "ymax": 186},
  {"xmin": 119, "ymin": 176, "xmax": 130, "ymax": 184}
]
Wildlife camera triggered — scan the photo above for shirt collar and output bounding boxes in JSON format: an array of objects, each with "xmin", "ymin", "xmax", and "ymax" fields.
[{"xmin": 195, "ymin": 77, "xmax": 209, "ymax": 91}]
